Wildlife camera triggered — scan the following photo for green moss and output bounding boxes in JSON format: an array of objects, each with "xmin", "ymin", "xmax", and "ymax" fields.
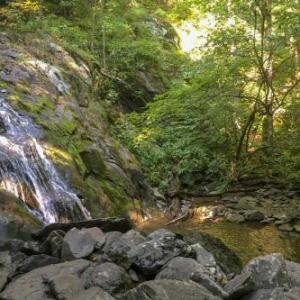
[{"xmin": 100, "ymin": 179, "xmax": 132, "ymax": 215}]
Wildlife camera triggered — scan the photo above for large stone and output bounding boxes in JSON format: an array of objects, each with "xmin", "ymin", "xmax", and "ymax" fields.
[
  {"xmin": 224, "ymin": 270, "xmax": 255, "ymax": 299},
  {"xmin": 0, "ymin": 259, "xmax": 91, "ymax": 300},
  {"xmin": 82, "ymin": 262, "xmax": 132, "ymax": 296},
  {"xmin": 102, "ymin": 231, "xmax": 123, "ymax": 253},
  {"xmin": 80, "ymin": 145, "xmax": 107, "ymax": 176},
  {"xmin": 191, "ymin": 243, "xmax": 226, "ymax": 283},
  {"xmin": 122, "ymin": 279, "xmax": 222, "ymax": 300},
  {"xmin": 40, "ymin": 230, "xmax": 65, "ymax": 257},
  {"xmin": 32, "ymin": 217, "xmax": 133, "ymax": 240},
  {"xmin": 286, "ymin": 260, "xmax": 300, "ymax": 287},
  {"xmin": 244, "ymin": 253, "xmax": 291, "ymax": 290},
  {"xmin": 48, "ymin": 274, "xmax": 84, "ymax": 300},
  {"xmin": 244, "ymin": 210, "xmax": 265, "ymax": 222},
  {"xmin": 18, "ymin": 254, "xmax": 59, "ymax": 273},
  {"xmin": 61, "ymin": 228, "xmax": 95, "ymax": 260},
  {"xmin": 0, "ymin": 251, "xmax": 12, "ymax": 291},
  {"xmin": 73, "ymin": 287, "xmax": 116, "ymax": 300},
  {"xmin": 183, "ymin": 231, "xmax": 243, "ymax": 276},
  {"xmin": 104, "ymin": 229, "xmax": 146, "ymax": 268},
  {"xmin": 81, "ymin": 227, "xmax": 106, "ymax": 249},
  {"xmin": 128, "ymin": 229, "xmax": 192, "ymax": 276},
  {"xmin": 155, "ymin": 257, "xmax": 228, "ymax": 298},
  {"xmin": 235, "ymin": 196, "xmax": 257, "ymax": 210},
  {"xmin": 242, "ymin": 287, "xmax": 294, "ymax": 300},
  {"xmin": 70, "ymin": 286, "xmax": 115, "ymax": 300}
]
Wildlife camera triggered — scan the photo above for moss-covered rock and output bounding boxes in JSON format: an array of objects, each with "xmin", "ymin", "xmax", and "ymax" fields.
[
  {"xmin": 0, "ymin": 190, "xmax": 42, "ymax": 241},
  {"xmin": 0, "ymin": 33, "xmax": 155, "ymax": 219}
]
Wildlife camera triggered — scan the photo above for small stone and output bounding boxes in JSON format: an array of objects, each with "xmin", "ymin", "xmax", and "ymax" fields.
[
  {"xmin": 293, "ymin": 224, "xmax": 300, "ymax": 233},
  {"xmin": 278, "ymin": 223, "xmax": 294, "ymax": 232}
]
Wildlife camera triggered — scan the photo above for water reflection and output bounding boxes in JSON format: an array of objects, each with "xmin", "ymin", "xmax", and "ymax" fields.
[{"xmin": 137, "ymin": 212, "xmax": 300, "ymax": 264}]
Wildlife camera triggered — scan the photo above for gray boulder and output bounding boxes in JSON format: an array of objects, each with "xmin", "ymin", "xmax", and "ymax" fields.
[
  {"xmin": 103, "ymin": 231, "xmax": 122, "ymax": 253},
  {"xmin": 0, "ymin": 251, "xmax": 12, "ymax": 291},
  {"xmin": 191, "ymin": 243, "xmax": 226, "ymax": 283},
  {"xmin": 82, "ymin": 262, "xmax": 132, "ymax": 296},
  {"xmin": 0, "ymin": 259, "xmax": 91, "ymax": 300},
  {"xmin": 286, "ymin": 260, "xmax": 300, "ymax": 287},
  {"xmin": 122, "ymin": 279, "xmax": 222, "ymax": 300},
  {"xmin": 73, "ymin": 287, "xmax": 116, "ymax": 300},
  {"xmin": 242, "ymin": 287, "xmax": 299, "ymax": 300},
  {"xmin": 48, "ymin": 274, "xmax": 84, "ymax": 300},
  {"xmin": 81, "ymin": 227, "xmax": 106, "ymax": 249},
  {"xmin": 61, "ymin": 228, "xmax": 95, "ymax": 260},
  {"xmin": 128, "ymin": 229, "xmax": 192, "ymax": 276},
  {"xmin": 104, "ymin": 229, "xmax": 146, "ymax": 268},
  {"xmin": 244, "ymin": 210, "xmax": 265, "ymax": 222},
  {"xmin": 155, "ymin": 257, "xmax": 227, "ymax": 298},
  {"xmin": 18, "ymin": 254, "xmax": 59, "ymax": 273},
  {"xmin": 40, "ymin": 230, "xmax": 65, "ymax": 257},
  {"xmin": 224, "ymin": 270, "xmax": 255, "ymax": 299},
  {"xmin": 33, "ymin": 217, "xmax": 133, "ymax": 240},
  {"xmin": 244, "ymin": 253, "xmax": 291, "ymax": 290}
]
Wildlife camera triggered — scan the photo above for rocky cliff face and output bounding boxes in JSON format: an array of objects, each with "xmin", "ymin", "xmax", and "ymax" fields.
[{"xmin": 0, "ymin": 32, "xmax": 155, "ymax": 221}]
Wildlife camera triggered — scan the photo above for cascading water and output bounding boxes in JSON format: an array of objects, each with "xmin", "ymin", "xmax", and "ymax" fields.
[{"xmin": 0, "ymin": 95, "xmax": 90, "ymax": 224}]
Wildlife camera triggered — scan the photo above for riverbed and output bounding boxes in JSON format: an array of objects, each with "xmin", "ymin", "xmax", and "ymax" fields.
[{"xmin": 136, "ymin": 211, "xmax": 300, "ymax": 265}]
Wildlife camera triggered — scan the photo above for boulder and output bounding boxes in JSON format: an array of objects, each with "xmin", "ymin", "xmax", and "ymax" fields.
[
  {"xmin": 79, "ymin": 145, "xmax": 107, "ymax": 176},
  {"xmin": 32, "ymin": 217, "xmax": 133, "ymax": 240},
  {"xmin": 0, "ymin": 259, "xmax": 91, "ymax": 300},
  {"xmin": 278, "ymin": 223, "xmax": 294, "ymax": 232},
  {"xmin": 48, "ymin": 274, "xmax": 84, "ymax": 300},
  {"xmin": 102, "ymin": 231, "xmax": 122, "ymax": 253},
  {"xmin": 40, "ymin": 230, "xmax": 65, "ymax": 257},
  {"xmin": 244, "ymin": 210, "xmax": 265, "ymax": 222},
  {"xmin": 61, "ymin": 228, "xmax": 95, "ymax": 260},
  {"xmin": 242, "ymin": 287, "xmax": 289, "ymax": 300},
  {"xmin": 244, "ymin": 253, "xmax": 291, "ymax": 290},
  {"xmin": 235, "ymin": 196, "xmax": 257, "ymax": 210},
  {"xmin": 128, "ymin": 229, "xmax": 192, "ymax": 276},
  {"xmin": 18, "ymin": 254, "xmax": 59, "ymax": 273},
  {"xmin": 122, "ymin": 279, "xmax": 222, "ymax": 300},
  {"xmin": 183, "ymin": 231, "xmax": 242, "ymax": 276},
  {"xmin": 155, "ymin": 257, "xmax": 206, "ymax": 281},
  {"xmin": 81, "ymin": 227, "xmax": 106, "ymax": 250},
  {"xmin": 155, "ymin": 257, "xmax": 228, "ymax": 298},
  {"xmin": 225, "ymin": 211, "xmax": 245, "ymax": 223},
  {"xmin": 191, "ymin": 243, "xmax": 226, "ymax": 283},
  {"xmin": 74, "ymin": 287, "xmax": 116, "ymax": 300},
  {"xmin": 104, "ymin": 229, "xmax": 146, "ymax": 268},
  {"xmin": 21, "ymin": 241, "xmax": 41, "ymax": 255},
  {"xmin": 224, "ymin": 270, "xmax": 255, "ymax": 299},
  {"xmin": 286, "ymin": 260, "xmax": 300, "ymax": 287},
  {"xmin": 82, "ymin": 262, "xmax": 132, "ymax": 296},
  {"xmin": 0, "ymin": 251, "xmax": 12, "ymax": 291}
]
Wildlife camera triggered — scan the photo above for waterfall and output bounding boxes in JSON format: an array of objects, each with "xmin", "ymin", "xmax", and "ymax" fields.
[{"xmin": 0, "ymin": 96, "xmax": 90, "ymax": 224}]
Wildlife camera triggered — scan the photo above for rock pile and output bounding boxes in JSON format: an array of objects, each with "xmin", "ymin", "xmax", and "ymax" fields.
[{"xmin": 0, "ymin": 217, "xmax": 299, "ymax": 300}]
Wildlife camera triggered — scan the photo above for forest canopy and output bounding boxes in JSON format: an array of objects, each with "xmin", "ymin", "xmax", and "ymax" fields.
[{"xmin": 1, "ymin": 0, "xmax": 300, "ymax": 191}]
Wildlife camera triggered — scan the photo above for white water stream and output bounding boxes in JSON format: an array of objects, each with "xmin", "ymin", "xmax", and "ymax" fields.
[{"xmin": 0, "ymin": 96, "xmax": 90, "ymax": 224}]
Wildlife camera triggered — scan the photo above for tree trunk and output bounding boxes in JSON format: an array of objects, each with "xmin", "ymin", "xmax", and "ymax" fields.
[{"xmin": 262, "ymin": 0, "xmax": 274, "ymax": 147}]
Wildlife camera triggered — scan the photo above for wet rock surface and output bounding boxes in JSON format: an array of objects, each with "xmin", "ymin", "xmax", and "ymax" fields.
[{"xmin": 0, "ymin": 219, "xmax": 300, "ymax": 300}]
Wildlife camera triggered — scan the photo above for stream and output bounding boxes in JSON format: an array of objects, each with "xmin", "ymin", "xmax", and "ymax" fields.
[{"xmin": 136, "ymin": 202, "xmax": 300, "ymax": 265}]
